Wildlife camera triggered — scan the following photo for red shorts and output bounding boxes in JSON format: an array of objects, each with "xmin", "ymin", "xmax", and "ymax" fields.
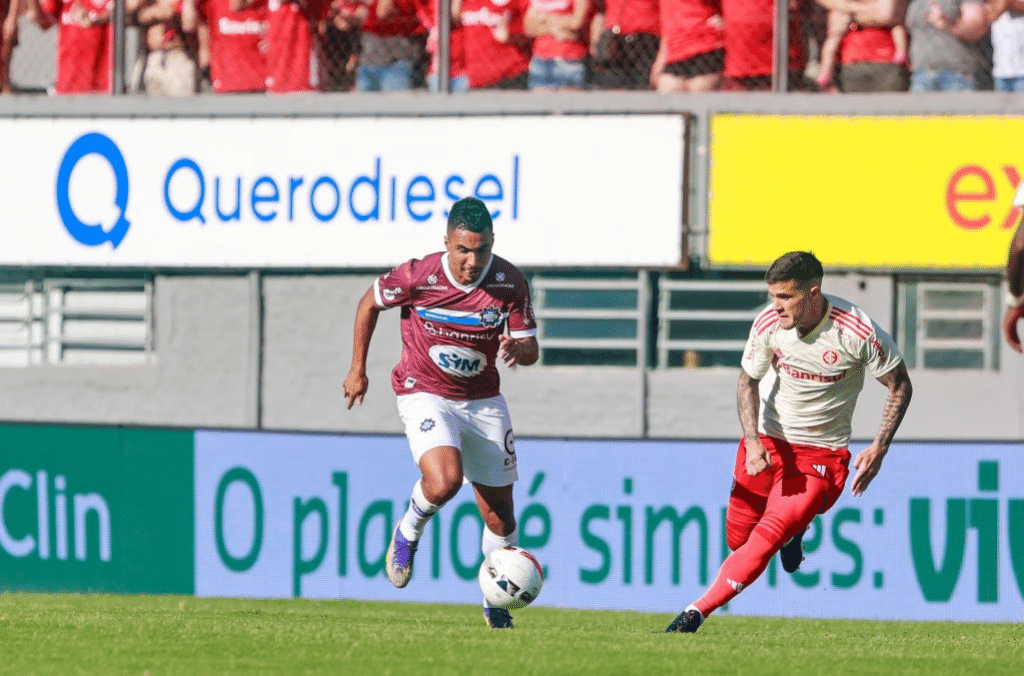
[{"xmin": 726, "ymin": 435, "xmax": 851, "ymax": 548}]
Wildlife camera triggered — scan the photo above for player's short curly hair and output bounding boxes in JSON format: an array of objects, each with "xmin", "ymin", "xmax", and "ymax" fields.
[
  {"xmin": 447, "ymin": 197, "xmax": 493, "ymax": 233},
  {"xmin": 766, "ymin": 251, "xmax": 823, "ymax": 286}
]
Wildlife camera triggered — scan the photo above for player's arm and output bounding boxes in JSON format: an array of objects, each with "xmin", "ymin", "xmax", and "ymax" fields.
[
  {"xmin": 850, "ymin": 361, "xmax": 912, "ymax": 496},
  {"xmin": 737, "ymin": 369, "xmax": 770, "ymax": 476},
  {"xmin": 1003, "ymin": 213, "xmax": 1024, "ymax": 352},
  {"xmin": 343, "ymin": 287, "xmax": 382, "ymax": 409}
]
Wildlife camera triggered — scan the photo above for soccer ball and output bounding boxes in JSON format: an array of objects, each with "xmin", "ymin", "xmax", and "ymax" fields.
[{"xmin": 478, "ymin": 546, "xmax": 544, "ymax": 610}]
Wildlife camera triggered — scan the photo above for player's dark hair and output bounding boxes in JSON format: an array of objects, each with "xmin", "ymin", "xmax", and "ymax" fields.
[
  {"xmin": 766, "ymin": 251, "xmax": 824, "ymax": 286},
  {"xmin": 447, "ymin": 197, "xmax": 493, "ymax": 234}
]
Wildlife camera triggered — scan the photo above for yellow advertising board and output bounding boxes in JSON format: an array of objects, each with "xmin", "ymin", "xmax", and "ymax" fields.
[{"xmin": 708, "ymin": 115, "xmax": 1023, "ymax": 270}]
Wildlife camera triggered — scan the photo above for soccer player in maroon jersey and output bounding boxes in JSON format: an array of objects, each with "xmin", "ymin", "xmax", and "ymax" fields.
[
  {"xmin": 1003, "ymin": 185, "xmax": 1024, "ymax": 352},
  {"xmin": 666, "ymin": 251, "xmax": 912, "ymax": 634},
  {"xmin": 344, "ymin": 196, "xmax": 538, "ymax": 629}
]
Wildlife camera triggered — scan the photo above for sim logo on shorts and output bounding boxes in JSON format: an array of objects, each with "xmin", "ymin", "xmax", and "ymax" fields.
[{"xmin": 420, "ymin": 418, "xmax": 435, "ymax": 432}]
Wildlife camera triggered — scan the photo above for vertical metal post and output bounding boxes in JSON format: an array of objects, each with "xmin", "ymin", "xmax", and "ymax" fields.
[
  {"xmin": 637, "ymin": 270, "xmax": 650, "ymax": 438},
  {"xmin": 772, "ymin": 0, "xmax": 790, "ymax": 93},
  {"xmin": 246, "ymin": 271, "xmax": 264, "ymax": 429},
  {"xmin": 438, "ymin": 0, "xmax": 452, "ymax": 93},
  {"xmin": 112, "ymin": 0, "xmax": 127, "ymax": 95}
]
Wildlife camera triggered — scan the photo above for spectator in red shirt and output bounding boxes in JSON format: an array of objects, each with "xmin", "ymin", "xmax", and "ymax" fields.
[
  {"xmin": 652, "ymin": 0, "xmax": 723, "ymax": 91},
  {"xmin": 720, "ymin": 0, "xmax": 805, "ymax": 90},
  {"xmin": 27, "ymin": 0, "xmax": 113, "ymax": 94},
  {"xmin": 590, "ymin": 0, "xmax": 660, "ymax": 89},
  {"xmin": 417, "ymin": 0, "xmax": 533, "ymax": 91},
  {"xmin": 352, "ymin": 0, "xmax": 427, "ymax": 91},
  {"xmin": 186, "ymin": 0, "xmax": 267, "ymax": 93},
  {"xmin": 524, "ymin": 0, "xmax": 594, "ymax": 90},
  {"xmin": 259, "ymin": 0, "xmax": 330, "ymax": 92}
]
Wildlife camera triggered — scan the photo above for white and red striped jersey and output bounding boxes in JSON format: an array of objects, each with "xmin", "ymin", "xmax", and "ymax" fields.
[
  {"xmin": 741, "ymin": 294, "xmax": 903, "ymax": 450},
  {"xmin": 374, "ymin": 251, "xmax": 536, "ymax": 401}
]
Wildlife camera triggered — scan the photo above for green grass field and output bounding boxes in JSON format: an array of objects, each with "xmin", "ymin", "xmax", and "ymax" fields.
[{"xmin": 2, "ymin": 593, "xmax": 1020, "ymax": 676}]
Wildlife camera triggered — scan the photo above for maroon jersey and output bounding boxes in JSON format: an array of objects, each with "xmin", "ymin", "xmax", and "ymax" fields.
[{"xmin": 374, "ymin": 252, "xmax": 536, "ymax": 401}]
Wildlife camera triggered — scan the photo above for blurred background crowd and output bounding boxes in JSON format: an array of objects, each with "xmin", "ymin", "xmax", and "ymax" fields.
[{"xmin": 0, "ymin": 0, "xmax": 1020, "ymax": 96}]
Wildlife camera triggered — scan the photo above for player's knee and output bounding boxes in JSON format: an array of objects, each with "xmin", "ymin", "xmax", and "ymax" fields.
[{"xmin": 421, "ymin": 472, "xmax": 463, "ymax": 504}]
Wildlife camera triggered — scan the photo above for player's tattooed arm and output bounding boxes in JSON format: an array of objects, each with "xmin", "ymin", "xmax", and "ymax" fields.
[
  {"xmin": 873, "ymin": 361, "xmax": 913, "ymax": 451},
  {"xmin": 851, "ymin": 361, "xmax": 912, "ymax": 496},
  {"xmin": 737, "ymin": 370, "xmax": 770, "ymax": 476},
  {"xmin": 736, "ymin": 370, "xmax": 761, "ymax": 441}
]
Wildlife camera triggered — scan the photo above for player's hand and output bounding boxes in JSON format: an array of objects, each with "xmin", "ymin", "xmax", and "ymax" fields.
[
  {"xmin": 851, "ymin": 441, "xmax": 886, "ymax": 497},
  {"xmin": 1003, "ymin": 305, "xmax": 1024, "ymax": 353},
  {"xmin": 343, "ymin": 369, "xmax": 368, "ymax": 409},
  {"xmin": 744, "ymin": 437, "xmax": 771, "ymax": 476},
  {"xmin": 499, "ymin": 335, "xmax": 524, "ymax": 366}
]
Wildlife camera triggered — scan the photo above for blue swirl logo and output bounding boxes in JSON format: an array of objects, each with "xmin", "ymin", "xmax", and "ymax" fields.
[{"xmin": 56, "ymin": 132, "xmax": 131, "ymax": 248}]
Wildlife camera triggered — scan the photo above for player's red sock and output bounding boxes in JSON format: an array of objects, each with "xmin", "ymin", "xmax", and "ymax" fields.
[{"xmin": 694, "ymin": 530, "xmax": 777, "ymax": 617}]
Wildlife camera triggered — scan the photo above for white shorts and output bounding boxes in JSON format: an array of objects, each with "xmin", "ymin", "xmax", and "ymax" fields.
[{"xmin": 396, "ymin": 392, "xmax": 518, "ymax": 488}]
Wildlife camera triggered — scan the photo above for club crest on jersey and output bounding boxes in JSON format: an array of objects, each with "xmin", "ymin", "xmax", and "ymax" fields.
[
  {"xmin": 480, "ymin": 305, "xmax": 502, "ymax": 328},
  {"xmin": 822, "ymin": 350, "xmax": 839, "ymax": 365}
]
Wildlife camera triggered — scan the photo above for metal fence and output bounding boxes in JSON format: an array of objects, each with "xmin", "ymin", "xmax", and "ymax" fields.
[{"xmin": 1, "ymin": 0, "xmax": 1011, "ymax": 96}]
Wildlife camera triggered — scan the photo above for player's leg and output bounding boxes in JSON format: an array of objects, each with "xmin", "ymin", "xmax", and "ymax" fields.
[
  {"xmin": 666, "ymin": 439, "xmax": 768, "ymax": 633},
  {"xmin": 463, "ymin": 395, "xmax": 520, "ymax": 628},
  {"xmin": 668, "ymin": 471, "xmax": 828, "ymax": 633},
  {"xmin": 388, "ymin": 394, "xmax": 465, "ymax": 588},
  {"xmin": 725, "ymin": 439, "xmax": 772, "ymax": 551}
]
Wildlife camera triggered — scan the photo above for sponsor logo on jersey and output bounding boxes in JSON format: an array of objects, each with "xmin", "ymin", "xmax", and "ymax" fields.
[
  {"xmin": 417, "ymin": 306, "xmax": 506, "ymax": 327},
  {"xmin": 496, "ymin": 272, "xmax": 505, "ymax": 281},
  {"xmin": 428, "ymin": 274, "xmax": 438, "ymax": 284},
  {"xmin": 778, "ymin": 361, "xmax": 848, "ymax": 383},
  {"xmin": 429, "ymin": 345, "xmax": 486, "ymax": 378},
  {"xmin": 382, "ymin": 286, "xmax": 404, "ymax": 302},
  {"xmin": 422, "ymin": 321, "xmax": 497, "ymax": 342}
]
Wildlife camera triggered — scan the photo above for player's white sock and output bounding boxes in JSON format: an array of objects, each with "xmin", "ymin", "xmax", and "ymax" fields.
[
  {"xmin": 482, "ymin": 524, "xmax": 518, "ymax": 559},
  {"xmin": 686, "ymin": 604, "xmax": 704, "ymax": 621},
  {"xmin": 482, "ymin": 526, "xmax": 519, "ymax": 608},
  {"xmin": 398, "ymin": 480, "xmax": 439, "ymax": 542}
]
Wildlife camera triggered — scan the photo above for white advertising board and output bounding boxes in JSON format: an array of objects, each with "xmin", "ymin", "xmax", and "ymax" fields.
[
  {"xmin": 195, "ymin": 432, "xmax": 1024, "ymax": 622},
  {"xmin": 0, "ymin": 116, "xmax": 685, "ymax": 268}
]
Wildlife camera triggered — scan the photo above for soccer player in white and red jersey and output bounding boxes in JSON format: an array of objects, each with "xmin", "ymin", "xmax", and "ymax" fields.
[
  {"xmin": 667, "ymin": 251, "xmax": 913, "ymax": 634},
  {"xmin": 344, "ymin": 196, "xmax": 538, "ymax": 629}
]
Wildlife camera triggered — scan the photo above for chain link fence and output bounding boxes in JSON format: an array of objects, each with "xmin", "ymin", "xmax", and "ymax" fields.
[{"xmin": 0, "ymin": 0, "xmax": 1014, "ymax": 95}]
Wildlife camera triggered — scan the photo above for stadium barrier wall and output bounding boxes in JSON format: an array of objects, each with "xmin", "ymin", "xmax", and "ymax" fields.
[
  {"xmin": 0, "ymin": 94, "xmax": 1023, "ymax": 441},
  {"xmin": 1, "ymin": 422, "xmax": 1021, "ymax": 622}
]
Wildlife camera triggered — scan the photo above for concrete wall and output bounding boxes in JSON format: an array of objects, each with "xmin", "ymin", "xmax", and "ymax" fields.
[{"xmin": 0, "ymin": 93, "xmax": 1020, "ymax": 441}]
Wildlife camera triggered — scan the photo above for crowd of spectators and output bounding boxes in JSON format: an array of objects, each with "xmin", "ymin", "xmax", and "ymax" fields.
[{"xmin": 0, "ymin": 0, "xmax": 1018, "ymax": 94}]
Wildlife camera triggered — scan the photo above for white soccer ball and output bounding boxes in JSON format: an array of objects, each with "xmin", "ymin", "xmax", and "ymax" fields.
[{"xmin": 478, "ymin": 545, "xmax": 544, "ymax": 610}]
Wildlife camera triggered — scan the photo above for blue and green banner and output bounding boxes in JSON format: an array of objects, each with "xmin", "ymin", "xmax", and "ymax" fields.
[{"xmin": 2, "ymin": 424, "xmax": 1022, "ymax": 622}]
